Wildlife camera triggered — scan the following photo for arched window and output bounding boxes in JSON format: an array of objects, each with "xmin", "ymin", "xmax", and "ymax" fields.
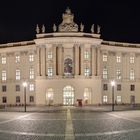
[
  {"xmin": 46, "ymin": 88, "xmax": 54, "ymax": 105},
  {"xmin": 64, "ymin": 58, "xmax": 73, "ymax": 76}
]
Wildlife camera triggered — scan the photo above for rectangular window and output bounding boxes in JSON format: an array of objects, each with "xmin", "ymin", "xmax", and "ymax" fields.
[
  {"xmin": 30, "ymin": 68, "xmax": 34, "ymax": 79},
  {"xmin": 103, "ymin": 84, "xmax": 108, "ymax": 90},
  {"xmin": 2, "ymin": 57, "xmax": 6, "ymax": 64},
  {"xmin": 84, "ymin": 51, "xmax": 90, "ymax": 59},
  {"xmin": 103, "ymin": 54, "xmax": 107, "ymax": 62},
  {"xmin": 117, "ymin": 96, "xmax": 121, "ymax": 103},
  {"xmin": 84, "ymin": 67, "xmax": 90, "ymax": 76},
  {"xmin": 30, "ymin": 96, "xmax": 34, "ymax": 102},
  {"xmin": 16, "ymin": 96, "xmax": 20, "ymax": 103},
  {"xmin": 16, "ymin": 69, "xmax": 20, "ymax": 80},
  {"xmin": 103, "ymin": 68, "xmax": 108, "ymax": 79},
  {"xmin": 117, "ymin": 84, "xmax": 121, "ymax": 91},
  {"xmin": 2, "ymin": 85, "xmax": 6, "ymax": 92},
  {"xmin": 103, "ymin": 96, "xmax": 107, "ymax": 103},
  {"xmin": 2, "ymin": 70, "xmax": 6, "ymax": 81},
  {"xmin": 130, "ymin": 69, "xmax": 134, "ymax": 80},
  {"xmin": 116, "ymin": 56, "xmax": 121, "ymax": 63},
  {"xmin": 15, "ymin": 55, "xmax": 20, "ymax": 63},
  {"xmin": 16, "ymin": 85, "xmax": 20, "ymax": 92},
  {"xmin": 130, "ymin": 57, "xmax": 134, "ymax": 64},
  {"xmin": 29, "ymin": 84, "xmax": 34, "ymax": 91},
  {"xmin": 29, "ymin": 54, "xmax": 34, "ymax": 62},
  {"xmin": 2, "ymin": 97, "xmax": 7, "ymax": 103},
  {"xmin": 130, "ymin": 85, "xmax": 135, "ymax": 91},
  {"xmin": 48, "ymin": 51, "xmax": 53, "ymax": 59},
  {"xmin": 48, "ymin": 67, "xmax": 53, "ymax": 77},
  {"xmin": 116, "ymin": 69, "xmax": 121, "ymax": 80}
]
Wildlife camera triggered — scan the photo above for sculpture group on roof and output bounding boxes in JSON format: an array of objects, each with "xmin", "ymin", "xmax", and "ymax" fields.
[{"xmin": 36, "ymin": 7, "xmax": 101, "ymax": 34}]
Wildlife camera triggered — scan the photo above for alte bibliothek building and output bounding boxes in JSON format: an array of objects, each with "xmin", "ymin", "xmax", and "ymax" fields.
[{"xmin": 0, "ymin": 8, "xmax": 139, "ymax": 106}]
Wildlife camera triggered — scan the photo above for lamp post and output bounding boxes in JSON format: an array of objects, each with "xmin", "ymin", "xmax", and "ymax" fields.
[
  {"xmin": 111, "ymin": 80, "xmax": 115, "ymax": 111},
  {"xmin": 23, "ymin": 82, "xmax": 27, "ymax": 112}
]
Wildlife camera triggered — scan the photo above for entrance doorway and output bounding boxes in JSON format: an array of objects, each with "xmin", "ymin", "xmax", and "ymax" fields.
[{"xmin": 63, "ymin": 85, "xmax": 74, "ymax": 105}]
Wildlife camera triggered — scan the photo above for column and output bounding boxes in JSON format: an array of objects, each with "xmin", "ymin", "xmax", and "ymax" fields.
[
  {"xmin": 37, "ymin": 47, "xmax": 41, "ymax": 76},
  {"xmin": 40, "ymin": 46, "xmax": 46, "ymax": 77},
  {"xmin": 45, "ymin": 47, "xmax": 48, "ymax": 76},
  {"xmin": 97, "ymin": 47, "xmax": 101, "ymax": 76},
  {"xmin": 75, "ymin": 45, "xmax": 79, "ymax": 75},
  {"xmin": 53, "ymin": 45, "xmax": 57, "ymax": 76},
  {"xmin": 92, "ymin": 47, "xmax": 97, "ymax": 76},
  {"xmin": 58, "ymin": 45, "xmax": 63, "ymax": 76},
  {"xmin": 80, "ymin": 45, "xmax": 84, "ymax": 76}
]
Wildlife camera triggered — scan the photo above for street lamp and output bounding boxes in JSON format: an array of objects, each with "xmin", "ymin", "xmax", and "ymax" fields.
[
  {"xmin": 23, "ymin": 82, "xmax": 27, "ymax": 112},
  {"xmin": 111, "ymin": 80, "xmax": 115, "ymax": 111}
]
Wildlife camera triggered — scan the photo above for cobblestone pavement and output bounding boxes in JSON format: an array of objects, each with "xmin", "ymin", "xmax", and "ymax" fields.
[{"xmin": 0, "ymin": 106, "xmax": 140, "ymax": 139}]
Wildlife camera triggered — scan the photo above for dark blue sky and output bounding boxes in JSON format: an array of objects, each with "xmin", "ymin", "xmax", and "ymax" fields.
[{"xmin": 0, "ymin": 1, "xmax": 139, "ymax": 43}]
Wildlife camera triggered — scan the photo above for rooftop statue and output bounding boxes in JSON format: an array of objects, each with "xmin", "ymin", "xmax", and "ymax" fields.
[
  {"xmin": 53, "ymin": 24, "xmax": 57, "ymax": 32},
  {"xmin": 36, "ymin": 24, "xmax": 40, "ymax": 34},
  {"xmin": 58, "ymin": 7, "xmax": 78, "ymax": 32},
  {"xmin": 80, "ymin": 23, "xmax": 84, "ymax": 32},
  {"xmin": 42, "ymin": 24, "xmax": 45, "ymax": 33},
  {"xmin": 91, "ymin": 24, "xmax": 94, "ymax": 33}
]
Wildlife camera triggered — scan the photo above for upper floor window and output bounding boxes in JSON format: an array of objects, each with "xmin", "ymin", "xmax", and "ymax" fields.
[
  {"xmin": 48, "ymin": 51, "xmax": 53, "ymax": 59},
  {"xmin": 2, "ymin": 85, "xmax": 6, "ymax": 92},
  {"xmin": 2, "ymin": 57, "xmax": 6, "ymax": 64},
  {"xmin": 103, "ymin": 54, "xmax": 107, "ymax": 62},
  {"xmin": 16, "ymin": 96, "xmax": 20, "ymax": 103},
  {"xmin": 130, "ymin": 57, "xmax": 134, "ymax": 64},
  {"xmin": 2, "ymin": 70, "xmax": 6, "ymax": 81},
  {"xmin": 16, "ymin": 85, "xmax": 20, "ymax": 92},
  {"xmin": 16, "ymin": 69, "xmax": 20, "ymax": 80},
  {"xmin": 48, "ymin": 67, "xmax": 53, "ymax": 77},
  {"xmin": 84, "ymin": 51, "xmax": 90, "ymax": 59},
  {"xmin": 103, "ymin": 68, "xmax": 108, "ymax": 79},
  {"xmin": 15, "ymin": 55, "xmax": 20, "ymax": 63},
  {"xmin": 29, "ymin": 54, "xmax": 34, "ymax": 62},
  {"xmin": 103, "ymin": 84, "xmax": 108, "ymax": 90},
  {"xmin": 130, "ymin": 84, "xmax": 135, "ymax": 91},
  {"xmin": 116, "ymin": 56, "xmax": 121, "ymax": 63},
  {"xmin": 30, "ymin": 68, "xmax": 34, "ymax": 79},
  {"xmin": 116, "ymin": 69, "xmax": 121, "ymax": 80},
  {"xmin": 130, "ymin": 69, "xmax": 134, "ymax": 80},
  {"xmin": 29, "ymin": 84, "xmax": 34, "ymax": 91},
  {"xmin": 64, "ymin": 58, "xmax": 73, "ymax": 76},
  {"xmin": 117, "ymin": 84, "xmax": 121, "ymax": 91},
  {"xmin": 84, "ymin": 67, "xmax": 90, "ymax": 76}
]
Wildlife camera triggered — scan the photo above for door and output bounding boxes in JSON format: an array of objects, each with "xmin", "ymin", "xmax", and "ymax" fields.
[{"xmin": 63, "ymin": 85, "xmax": 74, "ymax": 105}]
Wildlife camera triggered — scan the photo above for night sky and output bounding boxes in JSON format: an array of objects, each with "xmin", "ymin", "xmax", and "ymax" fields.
[{"xmin": 0, "ymin": 1, "xmax": 140, "ymax": 44}]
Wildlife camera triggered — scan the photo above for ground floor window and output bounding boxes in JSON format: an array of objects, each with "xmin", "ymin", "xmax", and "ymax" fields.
[
  {"xmin": 63, "ymin": 85, "xmax": 74, "ymax": 105},
  {"xmin": 2, "ymin": 97, "xmax": 7, "ymax": 103},
  {"xmin": 103, "ymin": 96, "xmax": 107, "ymax": 103},
  {"xmin": 46, "ymin": 88, "xmax": 53, "ymax": 105},
  {"xmin": 116, "ymin": 96, "xmax": 121, "ymax": 103},
  {"xmin": 30, "ymin": 96, "xmax": 34, "ymax": 103},
  {"xmin": 16, "ymin": 96, "xmax": 20, "ymax": 103},
  {"xmin": 84, "ymin": 88, "xmax": 91, "ymax": 104}
]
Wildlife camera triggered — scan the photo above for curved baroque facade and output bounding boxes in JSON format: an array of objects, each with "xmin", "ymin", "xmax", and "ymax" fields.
[{"xmin": 0, "ymin": 8, "xmax": 140, "ymax": 106}]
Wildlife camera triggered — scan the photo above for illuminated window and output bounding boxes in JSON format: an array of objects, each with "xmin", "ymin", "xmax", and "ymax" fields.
[
  {"xmin": 116, "ymin": 69, "xmax": 121, "ymax": 79},
  {"xmin": 30, "ymin": 68, "xmax": 34, "ymax": 79},
  {"xmin": 16, "ymin": 69, "xmax": 20, "ymax": 80},
  {"xmin": 29, "ymin": 84, "xmax": 34, "ymax": 91},
  {"xmin": 84, "ymin": 50, "xmax": 90, "ymax": 59},
  {"xmin": 116, "ymin": 56, "xmax": 121, "ymax": 63},
  {"xmin": 103, "ymin": 96, "xmax": 107, "ymax": 103},
  {"xmin": 130, "ymin": 57, "xmax": 134, "ymax": 63},
  {"xmin": 103, "ymin": 54, "xmax": 107, "ymax": 62},
  {"xmin": 130, "ymin": 69, "xmax": 134, "ymax": 80},
  {"xmin": 2, "ymin": 70, "xmax": 6, "ymax": 81},
  {"xmin": 48, "ymin": 51, "xmax": 53, "ymax": 59},
  {"xmin": 84, "ymin": 67, "xmax": 90, "ymax": 76},
  {"xmin": 29, "ymin": 54, "xmax": 34, "ymax": 62},
  {"xmin": 2, "ymin": 57, "xmax": 6, "ymax": 64},
  {"xmin": 15, "ymin": 55, "xmax": 20, "ymax": 63},
  {"xmin": 117, "ymin": 96, "xmax": 121, "ymax": 103},
  {"xmin": 103, "ymin": 68, "xmax": 108, "ymax": 79},
  {"xmin": 48, "ymin": 67, "xmax": 53, "ymax": 77}
]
